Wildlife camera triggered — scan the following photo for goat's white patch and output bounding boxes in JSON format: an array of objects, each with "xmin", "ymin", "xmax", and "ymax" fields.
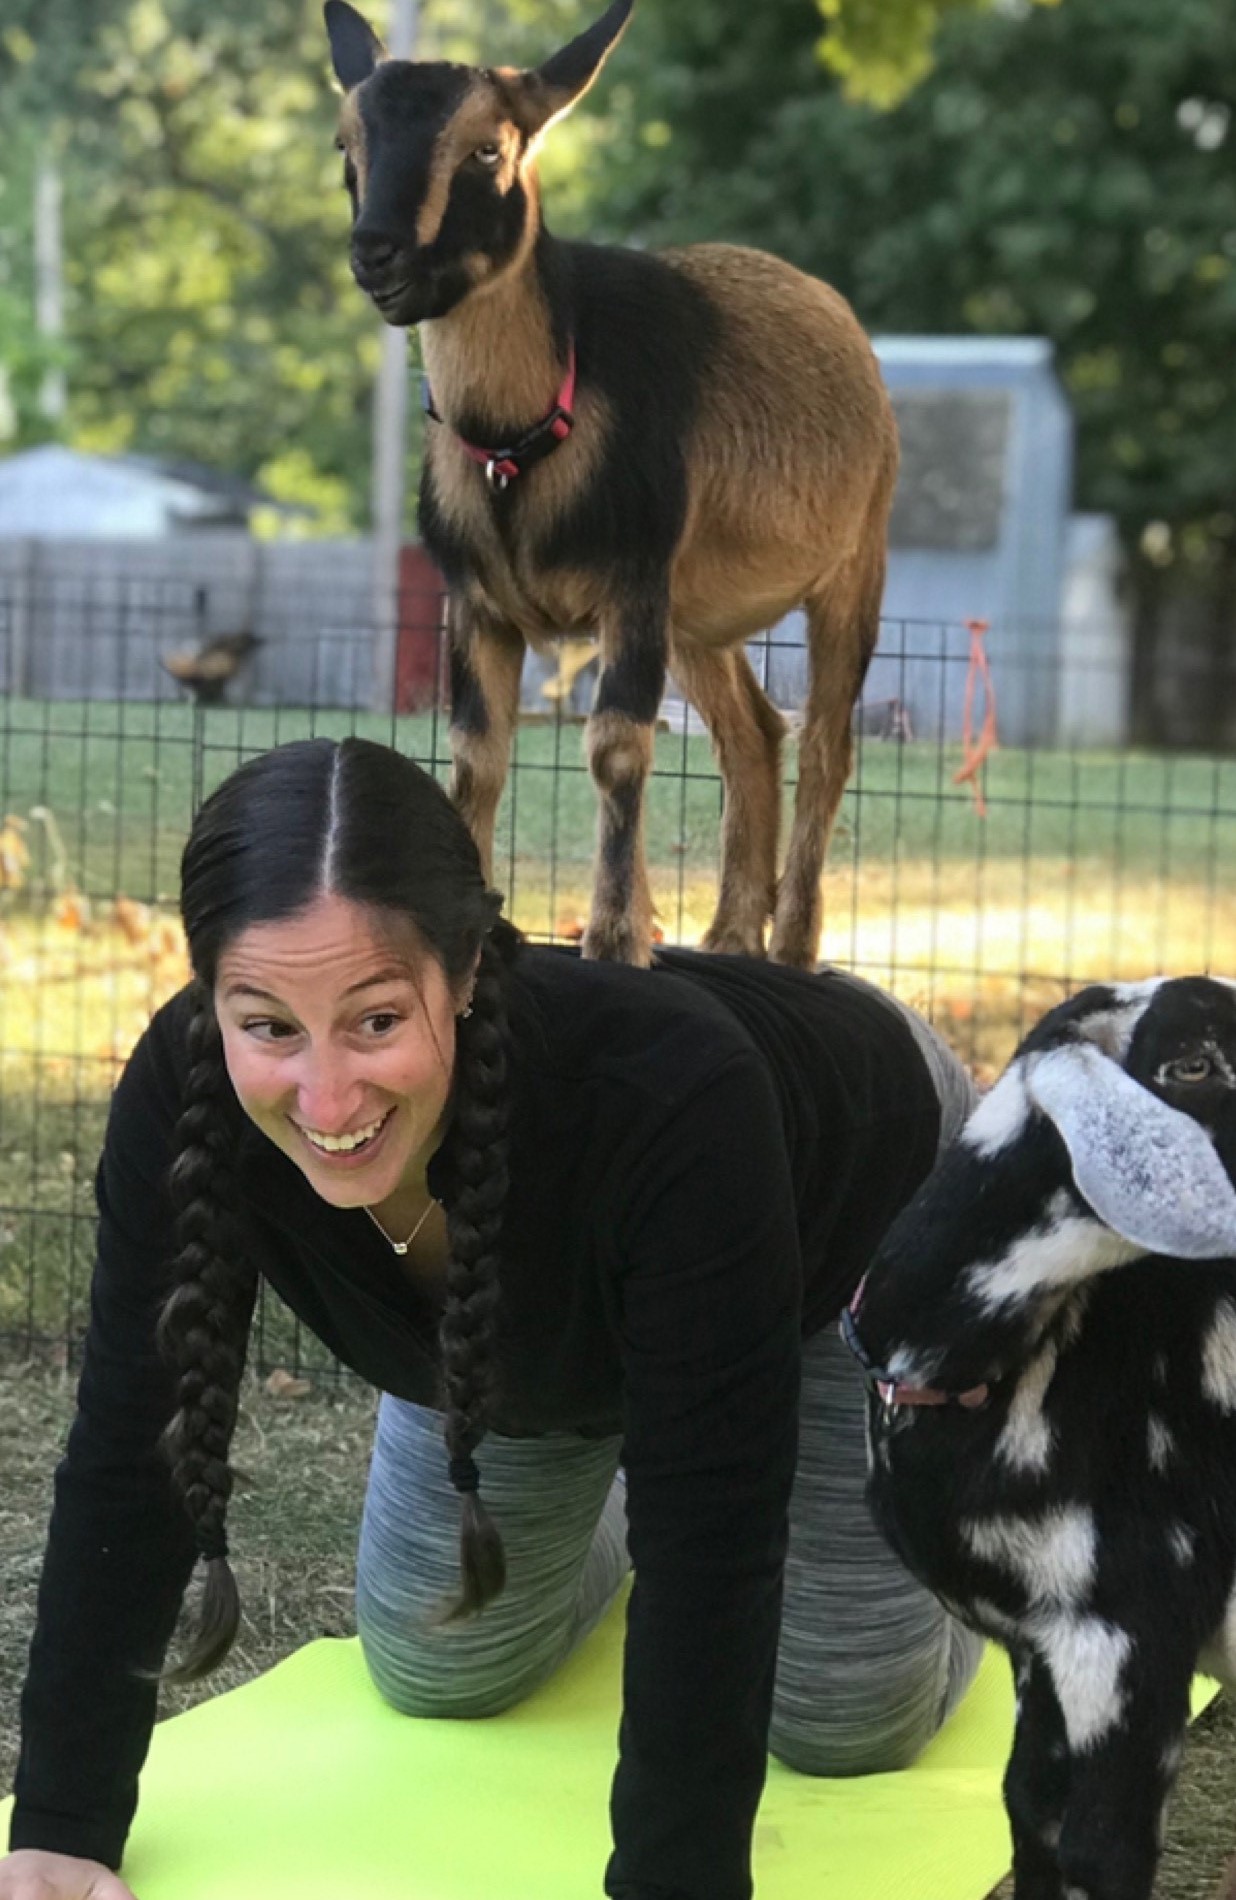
[
  {"xmin": 1098, "ymin": 981, "xmax": 1162, "ymax": 1052},
  {"xmin": 1160, "ymin": 1736, "xmax": 1184, "ymax": 1781},
  {"xmin": 965, "ymin": 1193, "xmax": 1140, "ymax": 1315},
  {"xmin": 1168, "ymin": 1521, "xmax": 1196, "ymax": 1567},
  {"xmin": 964, "ymin": 1505, "xmax": 1097, "ymax": 1603},
  {"xmin": 884, "ymin": 1341, "xmax": 945, "ymax": 1385},
  {"xmin": 1057, "ymin": 1287, "xmax": 1091, "ymax": 1351},
  {"xmin": 996, "ymin": 1342, "xmax": 1058, "ymax": 1474},
  {"xmin": 961, "ymin": 1068, "xmax": 1031, "ymax": 1155},
  {"xmin": 1147, "ymin": 1413, "xmax": 1175, "ymax": 1472},
  {"xmin": 1033, "ymin": 1611, "xmax": 1131, "ymax": 1752},
  {"xmin": 1201, "ymin": 1297, "xmax": 1236, "ymax": 1412}
]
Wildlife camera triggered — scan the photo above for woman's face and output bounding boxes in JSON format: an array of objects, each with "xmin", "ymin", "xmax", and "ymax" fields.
[{"xmin": 214, "ymin": 892, "xmax": 468, "ymax": 1208}]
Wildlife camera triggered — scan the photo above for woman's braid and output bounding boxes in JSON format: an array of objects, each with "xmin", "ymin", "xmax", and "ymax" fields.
[
  {"xmin": 438, "ymin": 932, "xmax": 512, "ymax": 1618},
  {"xmin": 157, "ymin": 980, "xmax": 257, "ymax": 1680}
]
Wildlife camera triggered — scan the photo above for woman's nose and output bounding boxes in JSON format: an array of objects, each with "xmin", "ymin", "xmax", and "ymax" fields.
[{"xmin": 290, "ymin": 1051, "xmax": 364, "ymax": 1132}]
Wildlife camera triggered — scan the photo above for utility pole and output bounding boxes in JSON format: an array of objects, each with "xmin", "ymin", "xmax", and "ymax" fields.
[
  {"xmin": 34, "ymin": 143, "xmax": 67, "ymax": 426},
  {"xmin": 370, "ymin": 0, "xmax": 420, "ymax": 715}
]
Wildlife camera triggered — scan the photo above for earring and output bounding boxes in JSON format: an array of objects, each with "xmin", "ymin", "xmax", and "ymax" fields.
[{"xmin": 459, "ymin": 1001, "xmax": 474, "ymax": 1020}]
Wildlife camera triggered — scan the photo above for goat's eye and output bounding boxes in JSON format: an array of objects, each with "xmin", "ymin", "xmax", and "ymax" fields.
[
  {"xmin": 1162, "ymin": 1055, "xmax": 1213, "ymax": 1084},
  {"xmin": 474, "ymin": 142, "xmax": 503, "ymax": 168}
]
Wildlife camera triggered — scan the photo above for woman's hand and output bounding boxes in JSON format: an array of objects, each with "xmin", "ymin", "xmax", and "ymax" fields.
[{"xmin": 0, "ymin": 1850, "xmax": 139, "ymax": 1898}]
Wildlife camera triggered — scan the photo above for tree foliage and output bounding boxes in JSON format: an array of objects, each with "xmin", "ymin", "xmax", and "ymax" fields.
[{"xmin": 583, "ymin": 0, "xmax": 1236, "ymax": 564}]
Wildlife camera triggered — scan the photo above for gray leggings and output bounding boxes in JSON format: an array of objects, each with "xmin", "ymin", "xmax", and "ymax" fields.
[{"xmin": 355, "ymin": 994, "xmax": 983, "ymax": 1776}]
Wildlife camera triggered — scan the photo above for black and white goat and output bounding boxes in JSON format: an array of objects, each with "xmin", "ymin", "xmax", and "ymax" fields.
[
  {"xmin": 323, "ymin": 0, "xmax": 897, "ymax": 968},
  {"xmin": 845, "ymin": 977, "xmax": 1236, "ymax": 1900}
]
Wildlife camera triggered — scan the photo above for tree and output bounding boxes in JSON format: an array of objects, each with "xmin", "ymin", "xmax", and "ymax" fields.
[
  {"xmin": 1, "ymin": 2, "xmax": 388, "ymax": 519},
  {"xmin": 583, "ymin": 0, "xmax": 1236, "ymax": 577}
]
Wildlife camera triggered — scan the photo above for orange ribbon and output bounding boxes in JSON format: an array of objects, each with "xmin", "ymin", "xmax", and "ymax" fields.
[{"xmin": 952, "ymin": 618, "xmax": 999, "ymax": 817}]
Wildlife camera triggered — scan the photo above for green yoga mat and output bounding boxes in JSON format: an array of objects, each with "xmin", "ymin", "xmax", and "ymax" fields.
[
  {"xmin": 4, "ymin": 1597, "xmax": 1024, "ymax": 1900},
  {"xmin": 1, "ymin": 1604, "xmax": 1218, "ymax": 1899}
]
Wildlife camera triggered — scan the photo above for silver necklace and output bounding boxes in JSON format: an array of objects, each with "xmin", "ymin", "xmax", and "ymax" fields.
[{"xmin": 362, "ymin": 1196, "xmax": 440, "ymax": 1257}]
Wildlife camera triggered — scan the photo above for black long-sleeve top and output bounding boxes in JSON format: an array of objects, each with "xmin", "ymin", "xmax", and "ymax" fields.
[{"xmin": 8, "ymin": 946, "xmax": 942, "ymax": 1899}]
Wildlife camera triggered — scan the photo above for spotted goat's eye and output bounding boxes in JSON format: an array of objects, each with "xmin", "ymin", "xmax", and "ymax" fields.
[
  {"xmin": 1162, "ymin": 1055, "xmax": 1214, "ymax": 1084},
  {"xmin": 474, "ymin": 142, "xmax": 503, "ymax": 168}
]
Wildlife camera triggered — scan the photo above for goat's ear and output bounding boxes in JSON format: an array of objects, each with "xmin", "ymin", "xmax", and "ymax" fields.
[
  {"xmin": 1026, "ymin": 1043, "xmax": 1236, "ymax": 1258},
  {"xmin": 511, "ymin": 0, "xmax": 634, "ymax": 137},
  {"xmin": 325, "ymin": 0, "xmax": 387, "ymax": 91}
]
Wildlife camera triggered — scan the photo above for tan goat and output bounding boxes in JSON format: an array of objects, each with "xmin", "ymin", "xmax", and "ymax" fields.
[{"xmin": 325, "ymin": 0, "xmax": 898, "ymax": 967}]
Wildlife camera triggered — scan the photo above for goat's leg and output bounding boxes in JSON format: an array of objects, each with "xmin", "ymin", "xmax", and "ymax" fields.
[
  {"xmin": 447, "ymin": 601, "xmax": 526, "ymax": 879},
  {"xmin": 669, "ymin": 641, "xmax": 784, "ymax": 958},
  {"xmin": 1050, "ymin": 1661, "xmax": 1191, "ymax": 1900},
  {"xmin": 581, "ymin": 600, "xmax": 668, "ymax": 966},
  {"xmin": 1004, "ymin": 1652, "xmax": 1070, "ymax": 1900},
  {"xmin": 769, "ymin": 554, "xmax": 883, "ymax": 969}
]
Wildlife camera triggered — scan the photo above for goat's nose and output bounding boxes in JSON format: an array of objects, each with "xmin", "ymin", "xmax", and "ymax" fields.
[{"xmin": 352, "ymin": 231, "xmax": 400, "ymax": 276}]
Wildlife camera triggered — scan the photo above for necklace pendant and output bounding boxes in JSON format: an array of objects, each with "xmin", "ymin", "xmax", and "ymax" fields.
[{"xmin": 392, "ymin": 1240, "xmax": 409, "ymax": 1256}]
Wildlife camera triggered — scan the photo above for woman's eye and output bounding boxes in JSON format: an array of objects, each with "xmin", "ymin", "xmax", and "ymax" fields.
[
  {"xmin": 1165, "ymin": 1055, "xmax": 1213, "ymax": 1083},
  {"xmin": 244, "ymin": 1019, "xmax": 298, "ymax": 1043},
  {"xmin": 474, "ymin": 142, "xmax": 502, "ymax": 167},
  {"xmin": 363, "ymin": 1012, "xmax": 402, "ymax": 1036}
]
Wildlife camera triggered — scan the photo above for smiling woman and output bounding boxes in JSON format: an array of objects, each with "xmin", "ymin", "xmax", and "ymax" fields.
[
  {"xmin": 2, "ymin": 736, "xmax": 985, "ymax": 1900},
  {"xmin": 215, "ymin": 898, "xmax": 467, "ymax": 1228}
]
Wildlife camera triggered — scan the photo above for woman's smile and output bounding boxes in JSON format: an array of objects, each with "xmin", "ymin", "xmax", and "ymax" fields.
[{"xmin": 293, "ymin": 1103, "xmax": 395, "ymax": 1157}]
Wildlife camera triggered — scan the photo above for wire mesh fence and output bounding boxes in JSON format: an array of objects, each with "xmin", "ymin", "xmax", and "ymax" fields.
[{"xmin": 3, "ymin": 563, "xmax": 1235, "ymax": 1372}]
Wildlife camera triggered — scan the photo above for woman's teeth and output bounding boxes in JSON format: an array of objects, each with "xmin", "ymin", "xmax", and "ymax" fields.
[{"xmin": 300, "ymin": 1112, "xmax": 389, "ymax": 1154}]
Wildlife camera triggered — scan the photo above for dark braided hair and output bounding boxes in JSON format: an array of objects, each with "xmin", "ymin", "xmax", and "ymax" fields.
[
  {"xmin": 438, "ymin": 929, "xmax": 512, "ymax": 1618},
  {"xmin": 157, "ymin": 982, "xmax": 255, "ymax": 1682},
  {"xmin": 162, "ymin": 736, "xmax": 518, "ymax": 1676}
]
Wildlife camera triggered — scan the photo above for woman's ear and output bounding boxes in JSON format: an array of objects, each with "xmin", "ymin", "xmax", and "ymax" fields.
[{"xmin": 455, "ymin": 951, "xmax": 482, "ymax": 1021}]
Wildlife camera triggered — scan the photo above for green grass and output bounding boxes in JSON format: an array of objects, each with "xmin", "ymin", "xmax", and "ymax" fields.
[
  {"xmin": 0, "ymin": 1365, "xmax": 376, "ymax": 1800},
  {"xmin": 3, "ymin": 696, "xmax": 1236, "ymax": 911}
]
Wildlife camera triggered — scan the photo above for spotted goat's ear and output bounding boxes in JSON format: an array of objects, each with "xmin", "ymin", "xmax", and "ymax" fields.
[{"xmin": 1025, "ymin": 1042, "xmax": 1236, "ymax": 1258}]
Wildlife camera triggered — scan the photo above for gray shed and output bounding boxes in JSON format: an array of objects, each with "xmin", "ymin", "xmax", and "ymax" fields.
[{"xmin": 762, "ymin": 336, "xmax": 1075, "ymax": 746}]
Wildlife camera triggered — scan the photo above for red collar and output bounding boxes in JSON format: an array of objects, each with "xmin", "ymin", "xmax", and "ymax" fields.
[
  {"xmin": 841, "ymin": 1277, "xmax": 990, "ymax": 1412},
  {"xmin": 421, "ymin": 347, "xmax": 577, "ymax": 492}
]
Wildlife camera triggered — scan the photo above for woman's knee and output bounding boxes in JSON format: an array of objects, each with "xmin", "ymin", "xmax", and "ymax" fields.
[
  {"xmin": 769, "ymin": 1703, "xmax": 937, "ymax": 1778},
  {"xmin": 769, "ymin": 1619, "xmax": 984, "ymax": 1778},
  {"xmin": 357, "ymin": 1598, "xmax": 565, "ymax": 1720}
]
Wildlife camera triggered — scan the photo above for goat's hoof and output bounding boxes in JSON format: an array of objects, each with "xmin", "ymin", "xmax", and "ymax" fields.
[
  {"xmin": 580, "ymin": 919, "xmax": 654, "ymax": 967},
  {"xmin": 767, "ymin": 934, "xmax": 819, "ymax": 971},
  {"xmin": 698, "ymin": 923, "xmax": 766, "ymax": 959}
]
